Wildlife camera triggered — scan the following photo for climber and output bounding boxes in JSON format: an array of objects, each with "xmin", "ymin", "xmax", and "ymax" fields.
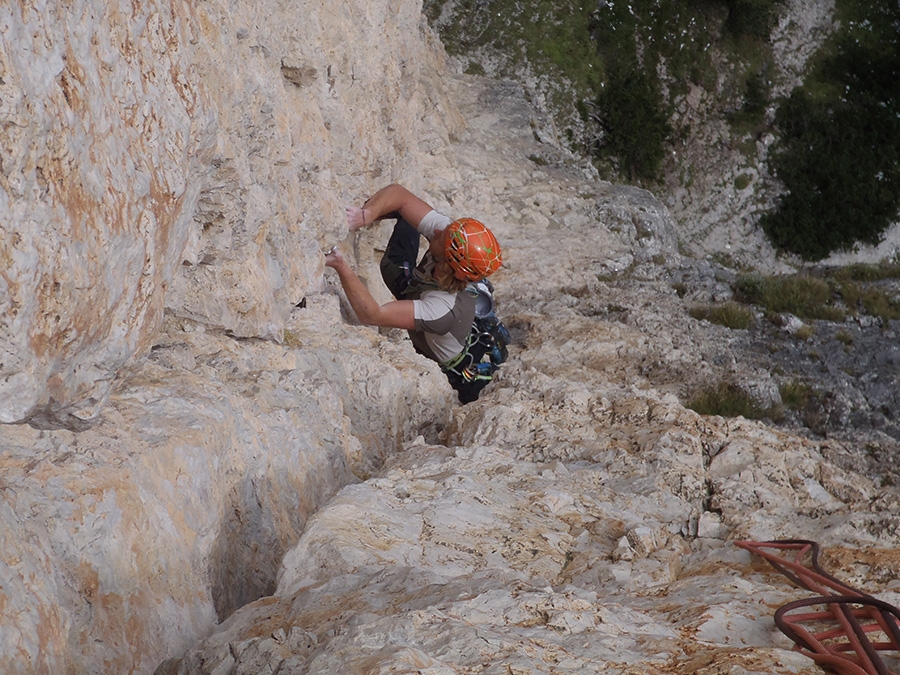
[{"xmin": 324, "ymin": 183, "xmax": 505, "ymax": 403}]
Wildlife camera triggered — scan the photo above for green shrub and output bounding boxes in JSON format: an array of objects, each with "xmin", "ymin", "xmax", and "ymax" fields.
[
  {"xmin": 858, "ymin": 289, "xmax": 900, "ymax": 323},
  {"xmin": 593, "ymin": 62, "xmax": 672, "ymax": 182},
  {"xmin": 795, "ymin": 324, "xmax": 816, "ymax": 341},
  {"xmin": 723, "ymin": 70, "xmax": 771, "ymax": 136},
  {"xmin": 422, "ymin": 0, "xmax": 601, "ymax": 137},
  {"xmin": 780, "ymin": 380, "xmax": 811, "ymax": 410},
  {"xmin": 724, "ymin": 0, "xmax": 785, "ymax": 38},
  {"xmin": 826, "ymin": 262, "xmax": 900, "ymax": 283},
  {"xmin": 688, "ymin": 302, "xmax": 754, "ymax": 329},
  {"xmin": 834, "ymin": 329, "xmax": 854, "ymax": 346},
  {"xmin": 730, "ymin": 270, "xmax": 900, "ymax": 323},
  {"xmin": 734, "ymin": 173, "xmax": 753, "ymax": 191},
  {"xmin": 811, "ymin": 306, "xmax": 846, "ymax": 322},
  {"xmin": 834, "ymin": 280, "xmax": 900, "ymax": 322},
  {"xmin": 687, "ymin": 382, "xmax": 767, "ymax": 419},
  {"xmin": 733, "ymin": 274, "xmax": 841, "ymax": 320},
  {"xmin": 464, "ymin": 61, "xmax": 486, "ymax": 76},
  {"xmin": 731, "ymin": 274, "xmax": 766, "ymax": 302}
]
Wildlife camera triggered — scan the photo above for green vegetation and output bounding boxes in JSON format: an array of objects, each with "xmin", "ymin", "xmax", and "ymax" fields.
[
  {"xmin": 724, "ymin": 0, "xmax": 783, "ymax": 38},
  {"xmin": 426, "ymin": 0, "xmax": 898, "ymax": 259},
  {"xmin": 821, "ymin": 263, "xmax": 900, "ymax": 322},
  {"xmin": 826, "ymin": 262, "xmax": 900, "ymax": 283},
  {"xmin": 838, "ymin": 282, "xmax": 900, "ymax": 323},
  {"xmin": 687, "ymin": 381, "xmax": 777, "ymax": 420},
  {"xmin": 594, "ymin": 62, "xmax": 671, "ymax": 180},
  {"xmin": 688, "ymin": 302, "xmax": 754, "ymax": 329},
  {"xmin": 732, "ymin": 274, "xmax": 843, "ymax": 320},
  {"xmin": 761, "ymin": 0, "xmax": 900, "ymax": 260},
  {"xmin": 731, "ymin": 264, "xmax": 900, "ymax": 324},
  {"xmin": 734, "ymin": 173, "xmax": 753, "ymax": 191},
  {"xmin": 794, "ymin": 324, "xmax": 816, "ymax": 341},
  {"xmin": 779, "ymin": 380, "xmax": 811, "ymax": 410},
  {"xmin": 834, "ymin": 329, "xmax": 854, "ymax": 346},
  {"xmin": 422, "ymin": 1, "xmax": 601, "ymax": 122},
  {"xmin": 424, "ymin": 0, "xmax": 782, "ymax": 183},
  {"xmin": 779, "ymin": 381, "xmax": 832, "ymax": 437},
  {"xmin": 685, "ymin": 263, "xmax": 900, "ymax": 336},
  {"xmin": 587, "ymin": 0, "xmax": 783, "ymax": 180},
  {"xmin": 423, "ymin": 0, "xmax": 600, "ymax": 73}
]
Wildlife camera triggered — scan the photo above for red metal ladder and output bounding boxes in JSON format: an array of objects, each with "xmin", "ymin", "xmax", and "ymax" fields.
[{"xmin": 735, "ymin": 539, "xmax": 900, "ymax": 675}]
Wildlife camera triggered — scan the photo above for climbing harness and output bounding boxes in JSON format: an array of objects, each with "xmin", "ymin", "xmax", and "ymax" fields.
[{"xmin": 441, "ymin": 280, "xmax": 511, "ymax": 403}]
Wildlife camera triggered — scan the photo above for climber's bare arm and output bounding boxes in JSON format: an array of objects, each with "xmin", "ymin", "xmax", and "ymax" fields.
[
  {"xmin": 346, "ymin": 184, "xmax": 433, "ymax": 232},
  {"xmin": 324, "ymin": 248, "xmax": 415, "ymax": 330}
]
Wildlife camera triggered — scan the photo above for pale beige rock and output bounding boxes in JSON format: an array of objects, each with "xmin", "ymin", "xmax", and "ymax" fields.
[
  {"xmin": 1, "ymin": 3, "xmax": 897, "ymax": 675},
  {"xmin": 0, "ymin": 0, "xmax": 461, "ymax": 428},
  {"xmin": 0, "ymin": 0, "xmax": 217, "ymax": 427},
  {"xmin": 167, "ymin": 0, "xmax": 463, "ymax": 339},
  {"xmin": 0, "ymin": 300, "xmax": 453, "ymax": 675},
  {"xmin": 170, "ymin": 436, "xmax": 829, "ymax": 674}
]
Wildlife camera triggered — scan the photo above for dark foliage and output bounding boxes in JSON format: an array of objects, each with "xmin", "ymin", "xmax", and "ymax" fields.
[
  {"xmin": 724, "ymin": 0, "xmax": 783, "ymax": 37},
  {"xmin": 761, "ymin": 1, "xmax": 900, "ymax": 260},
  {"xmin": 593, "ymin": 63, "xmax": 672, "ymax": 182}
]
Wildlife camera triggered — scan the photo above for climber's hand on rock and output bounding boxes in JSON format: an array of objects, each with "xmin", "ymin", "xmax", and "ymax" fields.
[
  {"xmin": 324, "ymin": 246, "xmax": 345, "ymax": 269},
  {"xmin": 345, "ymin": 206, "xmax": 371, "ymax": 232}
]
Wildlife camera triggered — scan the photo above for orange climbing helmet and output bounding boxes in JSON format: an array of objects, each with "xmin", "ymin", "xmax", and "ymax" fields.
[{"xmin": 444, "ymin": 218, "xmax": 502, "ymax": 281}]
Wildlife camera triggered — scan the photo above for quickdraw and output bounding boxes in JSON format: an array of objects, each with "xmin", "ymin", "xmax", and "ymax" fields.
[{"xmin": 441, "ymin": 316, "xmax": 506, "ymax": 381}]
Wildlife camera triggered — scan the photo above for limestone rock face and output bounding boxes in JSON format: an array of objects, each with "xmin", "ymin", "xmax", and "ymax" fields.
[
  {"xmin": 0, "ymin": 0, "xmax": 460, "ymax": 428},
  {"xmin": 0, "ymin": 0, "xmax": 217, "ymax": 428},
  {"xmin": 1, "ymin": 298, "xmax": 453, "ymax": 675},
  {"xmin": 166, "ymin": 0, "xmax": 462, "ymax": 339},
  {"xmin": 168, "ymin": 431, "xmax": 857, "ymax": 675}
]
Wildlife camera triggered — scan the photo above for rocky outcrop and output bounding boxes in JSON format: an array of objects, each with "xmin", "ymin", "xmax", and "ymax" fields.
[
  {"xmin": 2, "ymin": 2, "xmax": 897, "ymax": 674},
  {"xmin": 0, "ymin": 0, "xmax": 216, "ymax": 428},
  {"xmin": 164, "ymin": 67, "xmax": 900, "ymax": 675},
  {"xmin": 0, "ymin": 300, "xmax": 454, "ymax": 674},
  {"xmin": 167, "ymin": 423, "xmax": 895, "ymax": 674}
]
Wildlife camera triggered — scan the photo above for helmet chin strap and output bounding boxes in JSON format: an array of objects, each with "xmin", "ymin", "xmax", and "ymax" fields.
[{"xmin": 452, "ymin": 269, "xmax": 470, "ymax": 281}]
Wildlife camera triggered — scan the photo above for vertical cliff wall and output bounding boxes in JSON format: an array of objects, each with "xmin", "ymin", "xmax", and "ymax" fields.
[
  {"xmin": 0, "ymin": 0, "xmax": 461, "ymax": 430},
  {"xmin": 166, "ymin": 0, "xmax": 463, "ymax": 337},
  {"xmin": 0, "ymin": 0, "xmax": 216, "ymax": 429}
]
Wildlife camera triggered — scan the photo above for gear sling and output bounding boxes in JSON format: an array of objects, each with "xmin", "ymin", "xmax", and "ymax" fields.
[{"xmin": 440, "ymin": 304, "xmax": 510, "ymax": 403}]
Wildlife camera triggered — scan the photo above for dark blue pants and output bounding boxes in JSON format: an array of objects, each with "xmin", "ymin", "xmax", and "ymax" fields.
[{"xmin": 379, "ymin": 217, "xmax": 420, "ymax": 300}]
